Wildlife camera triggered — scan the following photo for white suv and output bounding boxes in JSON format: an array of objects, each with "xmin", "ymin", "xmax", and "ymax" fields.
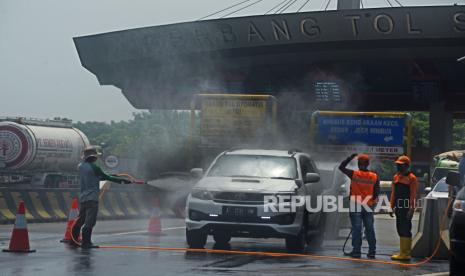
[{"xmin": 185, "ymin": 149, "xmax": 325, "ymax": 252}]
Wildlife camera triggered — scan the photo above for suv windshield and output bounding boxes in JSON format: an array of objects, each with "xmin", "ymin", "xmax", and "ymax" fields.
[
  {"xmin": 208, "ymin": 154, "xmax": 297, "ymax": 179},
  {"xmin": 432, "ymin": 168, "xmax": 457, "ymax": 185}
]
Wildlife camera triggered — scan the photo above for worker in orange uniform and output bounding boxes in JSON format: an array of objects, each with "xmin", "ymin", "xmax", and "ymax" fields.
[
  {"xmin": 390, "ymin": 155, "xmax": 418, "ymax": 261},
  {"xmin": 339, "ymin": 153, "xmax": 380, "ymax": 259}
]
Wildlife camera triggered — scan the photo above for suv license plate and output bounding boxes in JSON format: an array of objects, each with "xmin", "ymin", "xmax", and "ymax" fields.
[{"xmin": 223, "ymin": 206, "xmax": 256, "ymax": 217}]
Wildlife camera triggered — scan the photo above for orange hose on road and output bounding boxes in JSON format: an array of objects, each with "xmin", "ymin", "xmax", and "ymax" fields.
[
  {"xmin": 76, "ymin": 173, "xmax": 451, "ymax": 269},
  {"xmin": 97, "ymin": 244, "xmax": 421, "ymax": 267},
  {"xmin": 98, "ymin": 198, "xmax": 453, "ymax": 268}
]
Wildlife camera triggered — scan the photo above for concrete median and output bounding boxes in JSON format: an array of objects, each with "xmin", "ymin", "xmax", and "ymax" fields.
[
  {"xmin": 411, "ymin": 197, "xmax": 450, "ymax": 260},
  {"xmin": 0, "ymin": 187, "xmax": 154, "ymax": 224}
]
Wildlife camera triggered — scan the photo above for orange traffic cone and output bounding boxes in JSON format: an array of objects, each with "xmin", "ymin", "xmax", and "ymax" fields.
[
  {"xmin": 60, "ymin": 197, "xmax": 81, "ymax": 243},
  {"xmin": 147, "ymin": 197, "xmax": 162, "ymax": 235},
  {"xmin": 3, "ymin": 201, "xmax": 36, "ymax": 253}
]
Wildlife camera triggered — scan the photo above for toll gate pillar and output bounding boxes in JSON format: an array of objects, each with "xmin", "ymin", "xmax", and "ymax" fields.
[
  {"xmin": 337, "ymin": 0, "xmax": 361, "ymax": 10},
  {"xmin": 429, "ymin": 102, "xmax": 453, "ymax": 155}
]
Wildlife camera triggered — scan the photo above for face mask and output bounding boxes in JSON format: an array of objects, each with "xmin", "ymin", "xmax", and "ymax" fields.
[
  {"xmin": 397, "ymin": 164, "xmax": 407, "ymax": 172},
  {"xmin": 358, "ymin": 161, "xmax": 369, "ymax": 169}
]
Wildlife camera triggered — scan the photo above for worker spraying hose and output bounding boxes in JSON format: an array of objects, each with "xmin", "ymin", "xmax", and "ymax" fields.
[
  {"xmin": 339, "ymin": 153, "xmax": 380, "ymax": 259},
  {"xmin": 71, "ymin": 146, "xmax": 133, "ymax": 249}
]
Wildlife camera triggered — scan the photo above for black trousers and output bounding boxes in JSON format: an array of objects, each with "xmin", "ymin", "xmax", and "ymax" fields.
[
  {"xmin": 72, "ymin": 200, "xmax": 99, "ymax": 245},
  {"xmin": 395, "ymin": 207, "xmax": 412, "ymax": 238}
]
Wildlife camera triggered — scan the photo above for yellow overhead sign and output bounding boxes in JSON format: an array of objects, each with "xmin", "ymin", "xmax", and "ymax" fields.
[{"xmin": 191, "ymin": 94, "xmax": 277, "ymax": 148}]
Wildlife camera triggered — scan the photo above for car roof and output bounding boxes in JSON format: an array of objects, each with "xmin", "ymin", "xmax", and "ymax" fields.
[{"xmin": 224, "ymin": 149, "xmax": 304, "ymax": 157}]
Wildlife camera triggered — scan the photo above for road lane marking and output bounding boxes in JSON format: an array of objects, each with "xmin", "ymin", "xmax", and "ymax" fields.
[
  {"xmin": 106, "ymin": 230, "xmax": 146, "ymax": 236},
  {"xmin": 161, "ymin": 226, "xmax": 186, "ymax": 231},
  {"xmin": 105, "ymin": 226, "xmax": 185, "ymax": 236}
]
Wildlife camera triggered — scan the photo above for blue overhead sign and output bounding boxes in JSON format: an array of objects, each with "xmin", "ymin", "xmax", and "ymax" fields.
[{"xmin": 317, "ymin": 115, "xmax": 405, "ymax": 146}]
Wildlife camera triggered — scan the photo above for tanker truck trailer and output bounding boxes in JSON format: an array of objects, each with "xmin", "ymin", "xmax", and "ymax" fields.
[{"xmin": 0, "ymin": 117, "xmax": 90, "ymax": 187}]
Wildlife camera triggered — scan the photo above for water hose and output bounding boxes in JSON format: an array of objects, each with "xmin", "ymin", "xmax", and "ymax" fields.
[
  {"xmin": 99, "ymin": 173, "xmax": 145, "ymax": 200},
  {"xmin": 340, "ymin": 197, "xmax": 453, "ymax": 265},
  {"xmin": 342, "ymin": 229, "xmax": 352, "ymax": 255},
  {"xmin": 98, "ymin": 198, "xmax": 453, "ymax": 268}
]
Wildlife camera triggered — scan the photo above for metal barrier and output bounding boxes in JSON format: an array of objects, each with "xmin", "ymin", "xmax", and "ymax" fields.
[{"xmin": 0, "ymin": 187, "xmax": 153, "ymax": 224}]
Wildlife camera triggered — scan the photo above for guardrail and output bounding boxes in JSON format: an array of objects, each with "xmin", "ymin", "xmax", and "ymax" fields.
[{"xmin": 0, "ymin": 187, "xmax": 153, "ymax": 224}]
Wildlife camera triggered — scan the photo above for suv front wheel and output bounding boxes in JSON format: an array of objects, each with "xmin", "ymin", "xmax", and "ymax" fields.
[
  {"xmin": 186, "ymin": 229, "xmax": 207, "ymax": 249},
  {"xmin": 285, "ymin": 229, "xmax": 306, "ymax": 253},
  {"xmin": 213, "ymin": 231, "xmax": 231, "ymax": 245},
  {"xmin": 450, "ymin": 253, "xmax": 465, "ymax": 275}
]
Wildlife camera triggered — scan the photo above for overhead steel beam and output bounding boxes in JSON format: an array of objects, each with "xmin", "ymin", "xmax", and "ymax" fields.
[{"xmin": 337, "ymin": 0, "xmax": 361, "ymax": 10}]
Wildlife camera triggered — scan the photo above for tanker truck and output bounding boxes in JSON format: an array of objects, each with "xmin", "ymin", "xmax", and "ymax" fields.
[{"xmin": 0, "ymin": 117, "xmax": 90, "ymax": 188}]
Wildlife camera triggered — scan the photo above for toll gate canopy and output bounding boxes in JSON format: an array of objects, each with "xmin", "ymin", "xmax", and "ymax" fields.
[{"xmin": 73, "ymin": 4, "xmax": 465, "ymax": 153}]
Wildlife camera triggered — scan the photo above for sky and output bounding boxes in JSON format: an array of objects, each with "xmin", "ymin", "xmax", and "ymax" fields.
[{"xmin": 1, "ymin": 0, "xmax": 462, "ymax": 122}]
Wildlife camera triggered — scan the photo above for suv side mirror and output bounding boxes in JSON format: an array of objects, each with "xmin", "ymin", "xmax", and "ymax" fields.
[
  {"xmin": 424, "ymin": 187, "xmax": 432, "ymax": 193},
  {"xmin": 190, "ymin": 168, "xmax": 204, "ymax": 178},
  {"xmin": 446, "ymin": 171, "xmax": 460, "ymax": 187},
  {"xmin": 305, "ymin": 173, "xmax": 320, "ymax": 183}
]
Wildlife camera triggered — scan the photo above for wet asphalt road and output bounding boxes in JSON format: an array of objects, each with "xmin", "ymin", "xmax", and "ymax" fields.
[{"xmin": 0, "ymin": 215, "xmax": 449, "ymax": 276}]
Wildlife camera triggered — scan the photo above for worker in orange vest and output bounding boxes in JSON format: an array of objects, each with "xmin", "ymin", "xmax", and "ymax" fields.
[
  {"xmin": 390, "ymin": 155, "xmax": 418, "ymax": 261},
  {"xmin": 339, "ymin": 153, "xmax": 380, "ymax": 259}
]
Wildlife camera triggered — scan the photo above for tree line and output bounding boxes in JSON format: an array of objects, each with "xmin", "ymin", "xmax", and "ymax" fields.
[{"xmin": 74, "ymin": 111, "xmax": 465, "ymax": 178}]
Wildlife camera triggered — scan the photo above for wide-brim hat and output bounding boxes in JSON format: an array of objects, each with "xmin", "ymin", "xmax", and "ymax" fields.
[{"xmin": 82, "ymin": 146, "xmax": 102, "ymax": 160}]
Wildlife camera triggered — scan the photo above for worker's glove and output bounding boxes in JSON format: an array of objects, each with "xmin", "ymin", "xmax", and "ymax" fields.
[{"xmin": 389, "ymin": 207, "xmax": 395, "ymax": 217}]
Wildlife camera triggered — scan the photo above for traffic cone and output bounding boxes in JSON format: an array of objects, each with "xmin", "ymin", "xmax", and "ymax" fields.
[
  {"xmin": 3, "ymin": 201, "xmax": 36, "ymax": 253},
  {"xmin": 60, "ymin": 197, "xmax": 81, "ymax": 243},
  {"xmin": 147, "ymin": 197, "xmax": 162, "ymax": 235}
]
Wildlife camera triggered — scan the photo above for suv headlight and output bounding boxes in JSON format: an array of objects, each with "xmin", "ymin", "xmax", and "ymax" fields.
[
  {"xmin": 453, "ymin": 200, "xmax": 465, "ymax": 212},
  {"xmin": 191, "ymin": 189, "xmax": 213, "ymax": 200}
]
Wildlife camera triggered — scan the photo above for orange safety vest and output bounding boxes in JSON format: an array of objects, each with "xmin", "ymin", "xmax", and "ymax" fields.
[
  {"xmin": 390, "ymin": 172, "xmax": 418, "ymax": 209},
  {"xmin": 351, "ymin": 170, "xmax": 378, "ymax": 206}
]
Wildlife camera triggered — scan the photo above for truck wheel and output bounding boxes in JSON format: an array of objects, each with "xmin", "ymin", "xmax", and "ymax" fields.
[
  {"xmin": 186, "ymin": 229, "xmax": 207, "ymax": 249},
  {"xmin": 213, "ymin": 231, "xmax": 231, "ymax": 245},
  {"xmin": 285, "ymin": 230, "xmax": 306, "ymax": 253}
]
